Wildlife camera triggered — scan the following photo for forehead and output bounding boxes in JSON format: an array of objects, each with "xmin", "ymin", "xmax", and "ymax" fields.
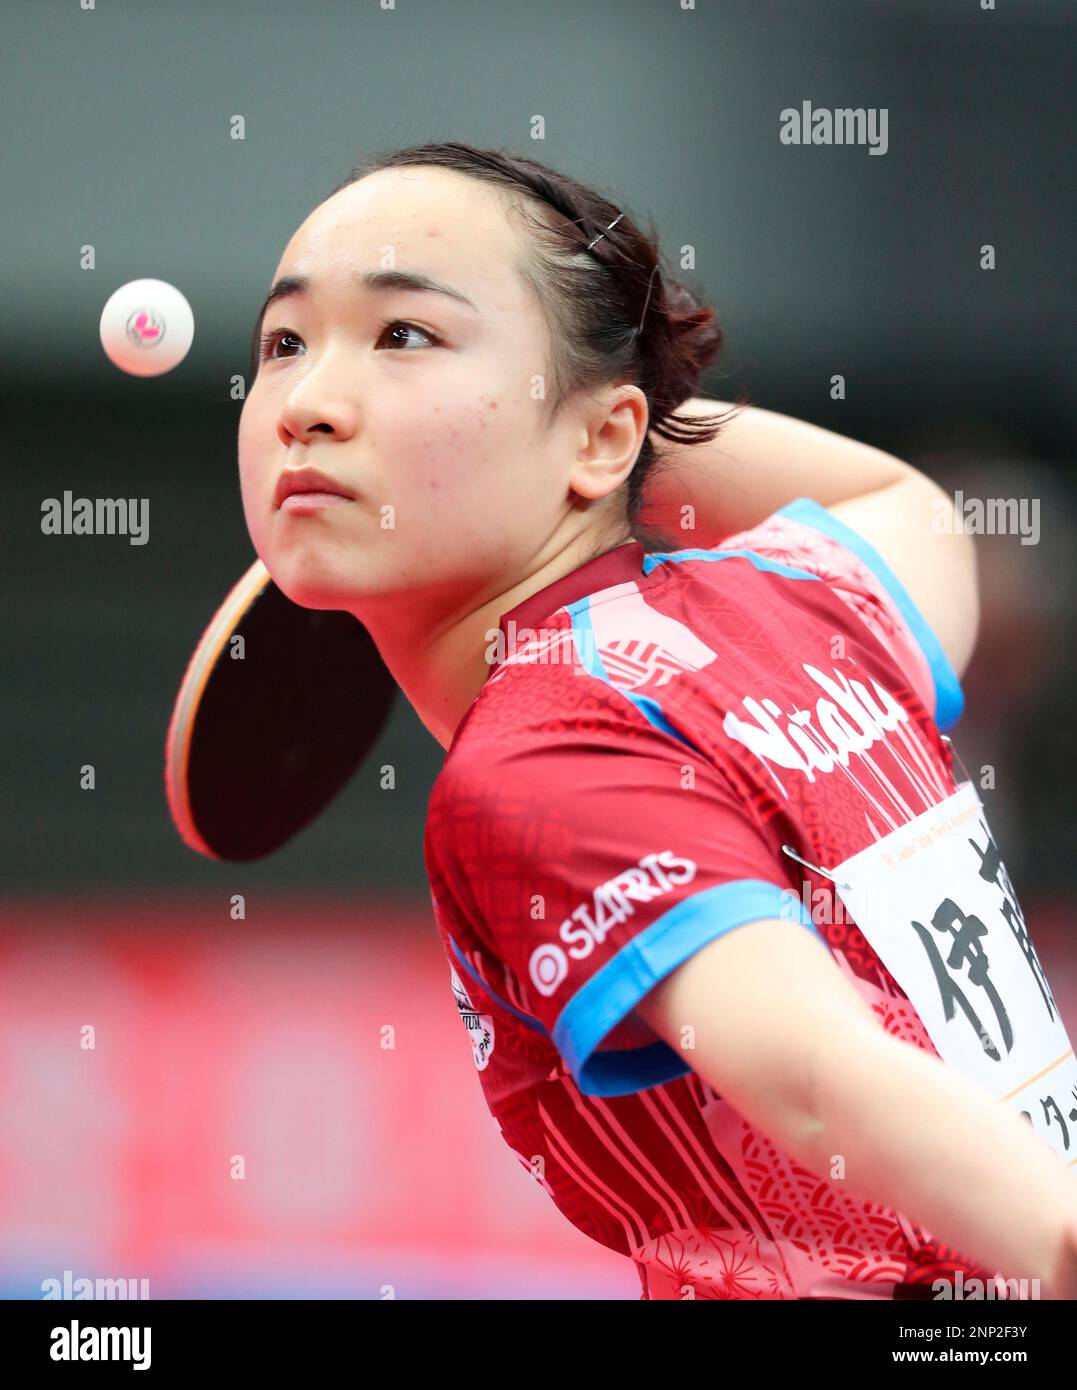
[{"xmin": 275, "ymin": 167, "xmax": 530, "ymax": 312}]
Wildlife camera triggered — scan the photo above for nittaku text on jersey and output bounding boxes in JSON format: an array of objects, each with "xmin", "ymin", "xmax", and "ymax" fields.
[{"xmin": 723, "ymin": 663, "xmax": 909, "ymax": 795}]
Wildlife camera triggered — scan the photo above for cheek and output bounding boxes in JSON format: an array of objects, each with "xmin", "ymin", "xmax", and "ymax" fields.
[
  {"xmin": 399, "ymin": 396, "xmax": 527, "ymax": 497},
  {"xmin": 235, "ymin": 405, "xmax": 273, "ymax": 538},
  {"xmin": 236, "ymin": 402, "xmax": 263, "ymax": 490}
]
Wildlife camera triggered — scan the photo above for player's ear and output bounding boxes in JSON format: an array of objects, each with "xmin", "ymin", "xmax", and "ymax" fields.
[{"xmin": 569, "ymin": 386, "xmax": 648, "ymax": 502}]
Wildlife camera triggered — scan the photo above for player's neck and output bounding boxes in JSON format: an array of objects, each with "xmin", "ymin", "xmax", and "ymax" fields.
[{"xmin": 357, "ymin": 523, "xmax": 635, "ymax": 751}]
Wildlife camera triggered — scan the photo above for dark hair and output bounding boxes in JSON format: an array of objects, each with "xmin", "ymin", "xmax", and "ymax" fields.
[{"xmin": 322, "ymin": 142, "xmax": 745, "ymax": 550}]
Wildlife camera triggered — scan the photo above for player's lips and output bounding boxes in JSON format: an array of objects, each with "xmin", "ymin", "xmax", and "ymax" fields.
[
  {"xmin": 273, "ymin": 467, "xmax": 356, "ymax": 510},
  {"xmin": 279, "ymin": 491, "xmax": 353, "ymax": 513}
]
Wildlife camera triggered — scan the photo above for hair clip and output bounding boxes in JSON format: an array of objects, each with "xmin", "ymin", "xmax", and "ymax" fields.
[
  {"xmin": 635, "ymin": 263, "xmax": 659, "ymax": 336},
  {"xmin": 585, "ymin": 212, "xmax": 658, "ymax": 338},
  {"xmin": 586, "ymin": 212, "xmax": 625, "ymax": 251}
]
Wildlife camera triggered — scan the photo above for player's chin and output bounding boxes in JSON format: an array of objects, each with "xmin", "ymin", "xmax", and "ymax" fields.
[{"xmin": 260, "ymin": 546, "xmax": 358, "ymax": 612}]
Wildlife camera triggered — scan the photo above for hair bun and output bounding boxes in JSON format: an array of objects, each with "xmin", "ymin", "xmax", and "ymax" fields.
[{"xmin": 642, "ymin": 273, "xmax": 725, "ymax": 425}]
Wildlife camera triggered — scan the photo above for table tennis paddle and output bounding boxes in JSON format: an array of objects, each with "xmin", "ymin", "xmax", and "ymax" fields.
[{"xmin": 164, "ymin": 557, "xmax": 397, "ymax": 861}]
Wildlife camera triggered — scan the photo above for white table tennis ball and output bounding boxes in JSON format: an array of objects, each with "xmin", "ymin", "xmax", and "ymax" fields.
[{"xmin": 99, "ymin": 278, "xmax": 195, "ymax": 376}]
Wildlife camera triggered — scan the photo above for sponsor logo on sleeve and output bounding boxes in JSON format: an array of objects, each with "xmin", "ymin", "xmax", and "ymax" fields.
[
  {"xmin": 529, "ymin": 849, "xmax": 697, "ymax": 997},
  {"xmin": 449, "ymin": 963, "xmax": 496, "ymax": 1070}
]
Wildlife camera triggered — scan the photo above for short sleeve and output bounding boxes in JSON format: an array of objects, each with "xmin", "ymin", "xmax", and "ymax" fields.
[
  {"xmin": 717, "ymin": 497, "xmax": 964, "ymax": 732},
  {"xmin": 425, "ymin": 715, "xmax": 825, "ymax": 1098}
]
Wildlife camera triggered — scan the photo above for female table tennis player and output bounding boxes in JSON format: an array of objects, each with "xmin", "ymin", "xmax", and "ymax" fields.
[{"xmin": 238, "ymin": 142, "xmax": 1077, "ymax": 1301}]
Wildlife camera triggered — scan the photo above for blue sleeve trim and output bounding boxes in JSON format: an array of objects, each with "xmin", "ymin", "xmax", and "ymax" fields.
[
  {"xmin": 775, "ymin": 497, "xmax": 964, "ymax": 732},
  {"xmin": 552, "ymin": 879, "xmax": 823, "ymax": 1098}
]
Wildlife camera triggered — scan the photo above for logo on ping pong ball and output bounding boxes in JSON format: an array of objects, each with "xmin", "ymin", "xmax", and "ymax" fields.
[
  {"xmin": 126, "ymin": 307, "xmax": 164, "ymax": 346},
  {"xmin": 100, "ymin": 278, "xmax": 194, "ymax": 377}
]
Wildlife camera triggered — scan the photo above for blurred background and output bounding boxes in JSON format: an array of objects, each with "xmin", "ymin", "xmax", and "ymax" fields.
[{"xmin": 2, "ymin": 0, "xmax": 1073, "ymax": 1298}]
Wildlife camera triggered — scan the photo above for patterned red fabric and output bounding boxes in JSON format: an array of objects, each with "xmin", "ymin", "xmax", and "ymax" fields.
[{"xmin": 425, "ymin": 503, "xmax": 1004, "ymax": 1299}]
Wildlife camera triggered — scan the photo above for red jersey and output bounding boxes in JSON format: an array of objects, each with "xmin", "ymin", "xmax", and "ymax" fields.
[{"xmin": 423, "ymin": 497, "xmax": 1040, "ymax": 1300}]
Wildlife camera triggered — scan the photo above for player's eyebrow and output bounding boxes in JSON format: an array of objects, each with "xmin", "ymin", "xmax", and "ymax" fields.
[{"xmin": 254, "ymin": 268, "xmax": 480, "ymax": 339}]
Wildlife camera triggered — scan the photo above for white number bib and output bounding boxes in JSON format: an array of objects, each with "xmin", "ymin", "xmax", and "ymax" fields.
[{"xmin": 832, "ymin": 781, "xmax": 1077, "ymax": 1165}]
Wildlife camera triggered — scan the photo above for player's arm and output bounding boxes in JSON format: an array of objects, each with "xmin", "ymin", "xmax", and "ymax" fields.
[
  {"xmin": 635, "ymin": 918, "xmax": 1077, "ymax": 1296},
  {"xmin": 642, "ymin": 399, "xmax": 979, "ymax": 678}
]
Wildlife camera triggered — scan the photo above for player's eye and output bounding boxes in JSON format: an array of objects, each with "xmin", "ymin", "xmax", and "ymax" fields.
[
  {"xmin": 258, "ymin": 330, "xmax": 302, "ymax": 362},
  {"xmin": 258, "ymin": 320, "xmax": 441, "ymax": 362},
  {"xmin": 374, "ymin": 320, "xmax": 441, "ymax": 351}
]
